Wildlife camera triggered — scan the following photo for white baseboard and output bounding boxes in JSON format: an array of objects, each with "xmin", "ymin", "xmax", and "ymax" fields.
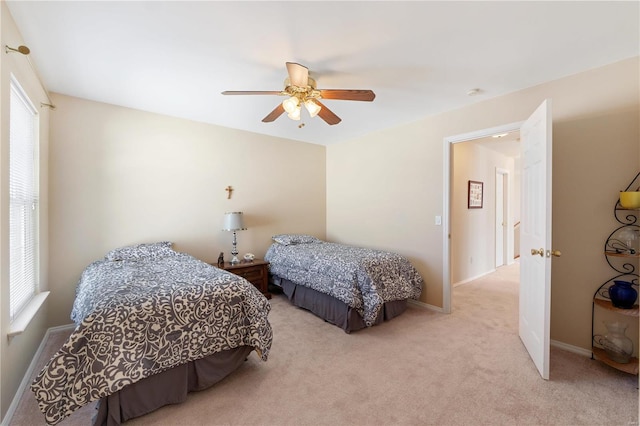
[
  {"xmin": 2, "ymin": 323, "xmax": 75, "ymax": 426},
  {"xmin": 452, "ymin": 269, "xmax": 497, "ymax": 288},
  {"xmin": 407, "ymin": 299, "xmax": 444, "ymax": 313},
  {"xmin": 550, "ymin": 339, "xmax": 592, "ymax": 357}
]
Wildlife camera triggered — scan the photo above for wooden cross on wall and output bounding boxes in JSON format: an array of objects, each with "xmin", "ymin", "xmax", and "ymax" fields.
[{"xmin": 225, "ymin": 186, "xmax": 233, "ymax": 199}]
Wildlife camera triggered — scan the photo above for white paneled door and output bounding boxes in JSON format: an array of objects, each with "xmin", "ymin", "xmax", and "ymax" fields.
[
  {"xmin": 495, "ymin": 171, "xmax": 505, "ymax": 268},
  {"xmin": 519, "ymin": 99, "xmax": 553, "ymax": 380}
]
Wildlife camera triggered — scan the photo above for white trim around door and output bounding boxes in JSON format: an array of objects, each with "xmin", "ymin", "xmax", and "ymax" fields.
[{"xmin": 442, "ymin": 121, "xmax": 523, "ymax": 314}]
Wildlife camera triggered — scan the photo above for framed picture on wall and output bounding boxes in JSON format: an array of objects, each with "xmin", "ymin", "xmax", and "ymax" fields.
[{"xmin": 468, "ymin": 180, "xmax": 483, "ymax": 209}]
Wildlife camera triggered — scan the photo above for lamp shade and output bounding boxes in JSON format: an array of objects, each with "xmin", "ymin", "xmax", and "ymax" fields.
[
  {"xmin": 222, "ymin": 212, "xmax": 246, "ymax": 231},
  {"xmin": 282, "ymin": 96, "xmax": 299, "ymax": 113},
  {"xmin": 287, "ymin": 105, "xmax": 301, "ymax": 120},
  {"xmin": 304, "ymin": 99, "xmax": 321, "ymax": 117}
]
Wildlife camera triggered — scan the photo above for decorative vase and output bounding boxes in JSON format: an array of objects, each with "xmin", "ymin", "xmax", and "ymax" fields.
[
  {"xmin": 609, "ymin": 280, "xmax": 638, "ymax": 309},
  {"xmin": 620, "ymin": 191, "xmax": 640, "ymax": 209},
  {"xmin": 602, "ymin": 321, "xmax": 634, "ymax": 364}
]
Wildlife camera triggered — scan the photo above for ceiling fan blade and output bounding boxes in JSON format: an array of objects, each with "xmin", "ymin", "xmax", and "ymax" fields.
[
  {"xmin": 286, "ymin": 62, "xmax": 309, "ymax": 87},
  {"xmin": 262, "ymin": 104, "xmax": 285, "ymax": 123},
  {"xmin": 318, "ymin": 89, "xmax": 376, "ymax": 102},
  {"xmin": 222, "ymin": 91, "xmax": 282, "ymax": 96},
  {"xmin": 314, "ymin": 100, "xmax": 341, "ymax": 125}
]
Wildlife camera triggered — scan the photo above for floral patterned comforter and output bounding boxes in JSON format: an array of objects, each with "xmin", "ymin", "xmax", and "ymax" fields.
[
  {"xmin": 31, "ymin": 245, "xmax": 272, "ymax": 425},
  {"xmin": 265, "ymin": 240, "xmax": 423, "ymax": 326}
]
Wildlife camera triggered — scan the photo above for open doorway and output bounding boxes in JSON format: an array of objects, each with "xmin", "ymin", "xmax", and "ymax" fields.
[
  {"xmin": 450, "ymin": 134, "xmax": 520, "ymax": 286},
  {"xmin": 443, "ymin": 101, "xmax": 553, "ymax": 379},
  {"xmin": 442, "ymin": 122, "xmax": 523, "ymax": 314}
]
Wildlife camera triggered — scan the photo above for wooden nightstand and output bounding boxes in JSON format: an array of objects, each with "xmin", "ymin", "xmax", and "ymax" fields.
[{"xmin": 221, "ymin": 259, "xmax": 271, "ymax": 299}]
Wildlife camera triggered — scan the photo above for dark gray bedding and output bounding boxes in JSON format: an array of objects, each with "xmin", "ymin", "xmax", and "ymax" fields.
[
  {"xmin": 31, "ymin": 242, "xmax": 272, "ymax": 425},
  {"xmin": 265, "ymin": 236, "xmax": 423, "ymax": 327}
]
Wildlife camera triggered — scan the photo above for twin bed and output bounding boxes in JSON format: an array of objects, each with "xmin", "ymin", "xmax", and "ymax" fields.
[
  {"xmin": 31, "ymin": 242, "xmax": 272, "ymax": 425},
  {"xmin": 31, "ymin": 237, "xmax": 423, "ymax": 424},
  {"xmin": 265, "ymin": 234, "xmax": 424, "ymax": 333}
]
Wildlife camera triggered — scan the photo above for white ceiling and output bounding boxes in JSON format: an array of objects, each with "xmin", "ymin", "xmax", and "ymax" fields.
[
  {"xmin": 5, "ymin": 1, "xmax": 639, "ymax": 146},
  {"xmin": 473, "ymin": 132, "xmax": 521, "ymax": 158}
]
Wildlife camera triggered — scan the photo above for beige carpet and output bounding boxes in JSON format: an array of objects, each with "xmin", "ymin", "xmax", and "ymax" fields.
[{"xmin": 10, "ymin": 262, "xmax": 639, "ymax": 425}]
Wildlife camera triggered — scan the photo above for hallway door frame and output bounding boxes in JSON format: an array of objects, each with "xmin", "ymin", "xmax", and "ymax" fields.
[
  {"xmin": 495, "ymin": 167, "xmax": 511, "ymax": 268},
  {"xmin": 443, "ymin": 121, "xmax": 523, "ymax": 314}
]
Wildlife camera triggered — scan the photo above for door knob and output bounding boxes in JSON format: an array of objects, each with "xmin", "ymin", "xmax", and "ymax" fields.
[
  {"xmin": 547, "ymin": 249, "xmax": 561, "ymax": 258},
  {"xmin": 531, "ymin": 248, "xmax": 544, "ymax": 257}
]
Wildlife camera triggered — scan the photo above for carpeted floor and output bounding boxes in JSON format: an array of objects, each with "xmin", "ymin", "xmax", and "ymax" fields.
[{"xmin": 9, "ymin": 262, "xmax": 639, "ymax": 425}]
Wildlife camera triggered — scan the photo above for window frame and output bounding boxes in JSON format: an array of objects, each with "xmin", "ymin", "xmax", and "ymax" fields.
[{"xmin": 8, "ymin": 75, "xmax": 41, "ymax": 325}]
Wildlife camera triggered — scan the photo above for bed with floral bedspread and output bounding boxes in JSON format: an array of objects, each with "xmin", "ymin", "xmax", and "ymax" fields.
[
  {"xmin": 31, "ymin": 242, "xmax": 272, "ymax": 425},
  {"xmin": 265, "ymin": 234, "xmax": 423, "ymax": 332}
]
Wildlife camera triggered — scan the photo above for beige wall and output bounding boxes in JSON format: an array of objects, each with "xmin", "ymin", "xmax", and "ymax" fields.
[
  {"xmin": 451, "ymin": 143, "xmax": 516, "ymax": 285},
  {"xmin": 0, "ymin": 5, "xmax": 637, "ymax": 418},
  {"xmin": 47, "ymin": 94, "xmax": 326, "ymax": 327},
  {"xmin": 0, "ymin": 1, "xmax": 51, "ymax": 419},
  {"xmin": 327, "ymin": 57, "xmax": 640, "ymax": 351}
]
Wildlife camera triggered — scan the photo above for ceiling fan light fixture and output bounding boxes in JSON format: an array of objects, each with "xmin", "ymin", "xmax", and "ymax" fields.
[
  {"xmin": 223, "ymin": 62, "xmax": 375, "ymax": 126},
  {"xmin": 282, "ymin": 96, "xmax": 299, "ymax": 113},
  {"xmin": 287, "ymin": 105, "xmax": 301, "ymax": 120},
  {"xmin": 304, "ymin": 99, "xmax": 321, "ymax": 118}
]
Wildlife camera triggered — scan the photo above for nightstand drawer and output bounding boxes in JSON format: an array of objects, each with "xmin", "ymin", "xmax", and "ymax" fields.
[
  {"xmin": 234, "ymin": 268, "xmax": 264, "ymax": 282},
  {"xmin": 218, "ymin": 259, "xmax": 271, "ymax": 299}
]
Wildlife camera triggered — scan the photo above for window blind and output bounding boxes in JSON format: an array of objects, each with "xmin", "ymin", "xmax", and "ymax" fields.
[{"xmin": 9, "ymin": 77, "xmax": 39, "ymax": 322}]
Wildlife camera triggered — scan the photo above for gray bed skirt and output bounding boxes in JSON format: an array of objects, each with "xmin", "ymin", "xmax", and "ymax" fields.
[
  {"xmin": 94, "ymin": 345, "xmax": 253, "ymax": 425},
  {"xmin": 277, "ymin": 276, "xmax": 407, "ymax": 333}
]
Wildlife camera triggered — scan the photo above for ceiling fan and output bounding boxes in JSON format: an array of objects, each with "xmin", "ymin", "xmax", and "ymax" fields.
[{"xmin": 222, "ymin": 62, "xmax": 375, "ymax": 125}]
